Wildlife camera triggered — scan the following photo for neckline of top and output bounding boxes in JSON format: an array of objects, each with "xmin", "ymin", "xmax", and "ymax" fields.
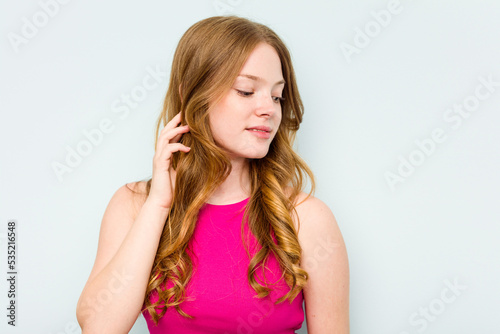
[{"xmin": 203, "ymin": 197, "xmax": 250, "ymax": 207}]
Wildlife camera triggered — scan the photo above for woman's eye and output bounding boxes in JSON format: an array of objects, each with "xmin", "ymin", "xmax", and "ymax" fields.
[
  {"xmin": 236, "ymin": 89, "xmax": 284, "ymax": 104},
  {"xmin": 236, "ymin": 90, "xmax": 253, "ymax": 97}
]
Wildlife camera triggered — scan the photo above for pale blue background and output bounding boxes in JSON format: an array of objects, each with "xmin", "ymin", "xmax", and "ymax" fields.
[{"xmin": 1, "ymin": 0, "xmax": 499, "ymax": 333}]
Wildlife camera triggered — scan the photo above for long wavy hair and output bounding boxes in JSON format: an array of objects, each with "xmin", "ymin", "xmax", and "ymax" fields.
[{"xmin": 139, "ymin": 15, "xmax": 316, "ymax": 325}]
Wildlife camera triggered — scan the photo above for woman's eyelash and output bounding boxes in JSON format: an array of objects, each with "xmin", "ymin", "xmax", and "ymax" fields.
[
  {"xmin": 236, "ymin": 90, "xmax": 285, "ymax": 103},
  {"xmin": 236, "ymin": 90, "xmax": 253, "ymax": 97}
]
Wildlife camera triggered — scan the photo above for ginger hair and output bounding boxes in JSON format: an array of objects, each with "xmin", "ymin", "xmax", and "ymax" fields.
[{"xmin": 139, "ymin": 15, "xmax": 315, "ymax": 325}]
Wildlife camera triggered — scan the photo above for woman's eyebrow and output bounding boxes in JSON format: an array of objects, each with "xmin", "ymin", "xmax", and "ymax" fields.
[{"xmin": 238, "ymin": 74, "xmax": 286, "ymax": 86}]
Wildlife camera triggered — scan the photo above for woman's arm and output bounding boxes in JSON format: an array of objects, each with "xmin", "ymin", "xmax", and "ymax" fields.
[
  {"xmin": 296, "ymin": 195, "xmax": 350, "ymax": 333},
  {"xmin": 76, "ymin": 182, "xmax": 169, "ymax": 333},
  {"xmin": 76, "ymin": 111, "xmax": 189, "ymax": 332}
]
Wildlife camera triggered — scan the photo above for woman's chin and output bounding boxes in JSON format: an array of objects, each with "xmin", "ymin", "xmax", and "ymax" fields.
[{"xmin": 227, "ymin": 149, "xmax": 270, "ymax": 161}]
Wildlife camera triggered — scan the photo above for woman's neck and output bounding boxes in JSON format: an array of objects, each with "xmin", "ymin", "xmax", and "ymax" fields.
[
  {"xmin": 206, "ymin": 158, "xmax": 251, "ymax": 205},
  {"xmin": 168, "ymin": 158, "xmax": 252, "ymax": 205}
]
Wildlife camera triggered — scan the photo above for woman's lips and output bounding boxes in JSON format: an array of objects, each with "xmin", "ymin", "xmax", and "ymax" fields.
[{"xmin": 246, "ymin": 128, "xmax": 271, "ymax": 139}]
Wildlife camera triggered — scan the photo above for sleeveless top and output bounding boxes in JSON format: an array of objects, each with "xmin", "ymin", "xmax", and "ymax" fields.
[{"xmin": 142, "ymin": 197, "xmax": 305, "ymax": 333}]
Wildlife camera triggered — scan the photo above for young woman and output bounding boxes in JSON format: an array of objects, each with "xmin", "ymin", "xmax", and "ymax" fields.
[{"xmin": 76, "ymin": 15, "xmax": 349, "ymax": 334}]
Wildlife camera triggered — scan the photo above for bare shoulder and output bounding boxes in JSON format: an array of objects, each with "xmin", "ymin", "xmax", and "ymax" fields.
[
  {"xmin": 124, "ymin": 180, "xmax": 149, "ymax": 216},
  {"xmin": 290, "ymin": 190, "xmax": 329, "ymax": 213},
  {"xmin": 292, "ymin": 191, "xmax": 344, "ymax": 251},
  {"xmin": 287, "ymin": 190, "xmax": 350, "ymax": 332},
  {"xmin": 286, "ymin": 189, "xmax": 339, "ymax": 236},
  {"xmin": 104, "ymin": 181, "xmax": 149, "ymax": 223},
  {"xmin": 84, "ymin": 181, "xmax": 149, "ymax": 284}
]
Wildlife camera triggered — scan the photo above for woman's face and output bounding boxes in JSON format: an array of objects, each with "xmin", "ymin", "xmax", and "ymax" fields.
[{"xmin": 208, "ymin": 42, "xmax": 284, "ymax": 163}]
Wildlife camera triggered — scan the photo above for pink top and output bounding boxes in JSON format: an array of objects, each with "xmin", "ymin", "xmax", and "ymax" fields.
[{"xmin": 142, "ymin": 197, "xmax": 305, "ymax": 333}]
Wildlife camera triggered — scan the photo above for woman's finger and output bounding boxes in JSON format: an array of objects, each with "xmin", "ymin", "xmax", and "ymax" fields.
[
  {"xmin": 156, "ymin": 125, "xmax": 189, "ymax": 154},
  {"xmin": 165, "ymin": 124, "xmax": 189, "ymax": 143},
  {"xmin": 169, "ymin": 125, "xmax": 190, "ymax": 143},
  {"xmin": 154, "ymin": 142, "xmax": 191, "ymax": 162},
  {"xmin": 160, "ymin": 112, "xmax": 183, "ymax": 135}
]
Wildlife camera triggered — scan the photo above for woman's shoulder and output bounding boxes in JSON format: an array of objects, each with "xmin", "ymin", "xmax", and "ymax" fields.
[
  {"xmin": 125, "ymin": 180, "xmax": 149, "ymax": 196},
  {"xmin": 285, "ymin": 187, "xmax": 338, "ymax": 235},
  {"xmin": 128, "ymin": 178, "xmax": 149, "ymax": 195},
  {"xmin": 116, "ymin": 180, "xmax": 150, "ymax": 219},
  {"xmin": 285, "ymin": 187, "xmax": 325, "ymax": 211}
]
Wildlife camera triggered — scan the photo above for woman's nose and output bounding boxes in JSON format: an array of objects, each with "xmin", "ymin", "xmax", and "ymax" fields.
[{"xmin": 255, "ymin": 94, "xmax": 276, "ymax": 117}]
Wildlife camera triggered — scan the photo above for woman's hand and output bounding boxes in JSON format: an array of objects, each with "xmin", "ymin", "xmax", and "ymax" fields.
[{"xmin": 147, "ymin": 112, "xmax": 190, "ymax": 210}]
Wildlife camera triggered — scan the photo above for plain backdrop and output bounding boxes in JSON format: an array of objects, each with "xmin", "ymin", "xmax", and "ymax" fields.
[{"xmin": 1, "ymin": 0, "xmax": 499, "ymax": 333}]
